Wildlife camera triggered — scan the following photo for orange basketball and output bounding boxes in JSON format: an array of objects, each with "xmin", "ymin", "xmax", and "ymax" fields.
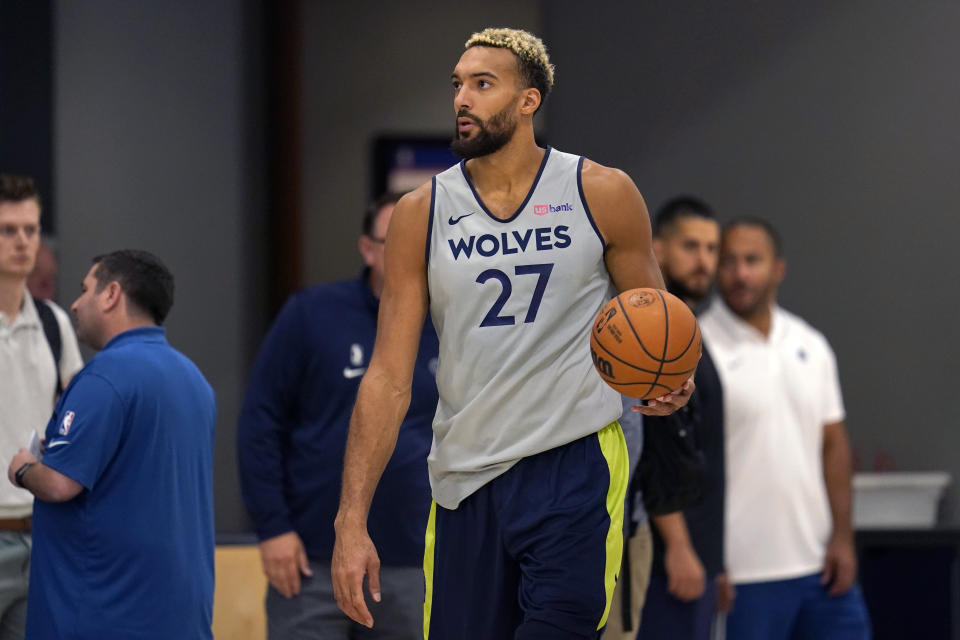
[{"xmin": 590, "ymin": 288, "xmax": 701, "ymax": 400}]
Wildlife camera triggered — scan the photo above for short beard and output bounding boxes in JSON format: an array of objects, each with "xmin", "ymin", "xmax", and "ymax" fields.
[
  {"xmin": 451, "ymin": 101, "xmax": 518, "ymax": 159},
  {"xmin": 722, "ymin": 282, "xmax": 774, "ymax": 320},
  {"xmin": 664, "ymin": 271, "xmax": 711, "ymax": 307}
]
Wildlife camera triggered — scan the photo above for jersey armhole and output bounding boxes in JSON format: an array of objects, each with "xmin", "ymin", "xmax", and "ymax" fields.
[
  {"xmin": 425, "ymin": 176, "xmax": 437, "ymax": 266},
  {"xmin": 577, "ymin": 156, "xmax": 607, "ymax": 250}
]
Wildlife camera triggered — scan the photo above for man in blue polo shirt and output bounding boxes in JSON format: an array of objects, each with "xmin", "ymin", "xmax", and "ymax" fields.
[
  {"xmin": 7, "ymin": 249, "xmax": 215, "ymax": 640},
  {"xmin": 237, "ymin": 193, "xmax": 439, "ymax": 639}
]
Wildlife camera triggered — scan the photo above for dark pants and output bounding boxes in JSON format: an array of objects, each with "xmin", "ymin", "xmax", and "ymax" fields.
[
  {"xmin": 266, "ymin": 561, "xmax": 423, "ymax": 640},
  {"xmin": 0, "ymin": 531, "xmax": 29, "ymax": 640},
  {"xmin": 636, "ymin": 573, "xmax": 717, "ymax": 640},
  {"xmin": 726, "ymin": 573, "xmax": 871, "ymax": 640}
]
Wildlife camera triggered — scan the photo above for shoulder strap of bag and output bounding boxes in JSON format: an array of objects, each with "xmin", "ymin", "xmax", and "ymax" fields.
[{"xmin": 33, "ymin": 297, "xmax": 63, "ymax": 394}]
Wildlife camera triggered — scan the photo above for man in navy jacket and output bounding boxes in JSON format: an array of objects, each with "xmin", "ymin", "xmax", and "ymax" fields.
[{"xmin": 238, "ymin": 194, "xmax": 439, "ymax": 639}]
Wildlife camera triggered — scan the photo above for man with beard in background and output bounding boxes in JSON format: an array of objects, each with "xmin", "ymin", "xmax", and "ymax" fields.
[{"xmin": 618, "ymin": 197, "xmax": 729, "ymax": 640}]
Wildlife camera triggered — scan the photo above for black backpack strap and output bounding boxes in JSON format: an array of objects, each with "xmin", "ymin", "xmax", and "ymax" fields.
[{"xmin": 33, "ymin": 298, "xmax": 63, "ymax": 395}]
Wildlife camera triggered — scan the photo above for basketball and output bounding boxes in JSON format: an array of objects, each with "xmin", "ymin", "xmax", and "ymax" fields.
[{"xmin": 590, "ymin": 288, "xmax": 701, "ymax": 400}]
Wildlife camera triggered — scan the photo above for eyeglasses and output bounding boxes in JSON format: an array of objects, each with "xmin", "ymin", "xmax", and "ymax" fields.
[{"xmin": 0, "ymin": 224, "xmax": 39, "ymax": 240}]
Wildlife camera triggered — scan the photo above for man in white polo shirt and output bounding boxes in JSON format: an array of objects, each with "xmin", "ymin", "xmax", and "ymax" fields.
[
  {"xmin": 0, "ymin": 174, "xmax": 82, "ymax": 639},
  {"xmin": 699, "ymin": 217, "xmax": 870, "ymax": 640}
]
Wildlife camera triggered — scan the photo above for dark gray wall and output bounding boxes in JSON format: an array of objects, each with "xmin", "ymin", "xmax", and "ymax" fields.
[
  {"xmin": 546, "ymin": 2, "xmax": 960, "ymax": 520},
  {"xmin": 54, "ymin": 0, "xmax": 265, "ymax": 532},
  {"xmin": 47, "ymin": 0, "xmax": 960, "ymax": 531}
]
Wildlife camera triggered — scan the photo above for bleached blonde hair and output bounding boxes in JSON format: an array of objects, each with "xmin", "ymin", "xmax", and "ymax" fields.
[{"xmin": 465, "ymin": 28, "xmax": 555, "ymax": 110}]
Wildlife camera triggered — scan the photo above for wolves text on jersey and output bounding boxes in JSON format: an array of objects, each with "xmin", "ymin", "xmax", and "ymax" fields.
[{"xmin": 447, "ymin": 225, "xmax": 572, "ymax": 261}]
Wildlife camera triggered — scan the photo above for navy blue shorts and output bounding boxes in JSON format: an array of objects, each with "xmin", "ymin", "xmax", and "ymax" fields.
[
  {"xmin": 726, "ymin": 573, "xmax": 872, "ymax": 640},
  {"xmin": 423, "ymin": 421, "xmax": 628, "ymax": 640}
]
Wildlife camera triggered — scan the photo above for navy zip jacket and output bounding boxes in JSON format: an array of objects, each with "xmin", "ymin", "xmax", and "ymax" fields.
[{"xmin": 237, "ymin": 272, "xmax": 439, "ymax": 565}]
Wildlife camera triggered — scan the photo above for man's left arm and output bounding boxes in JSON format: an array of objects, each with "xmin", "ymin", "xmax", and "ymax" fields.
[
  {"xmin": 580, "ymin": 160, "xmax": 693, "ymax": 416},
  {"xmin": 580, "ymin": 160, "xmax": 664, "ymax": 293},
  {"xmin": 7, "ymin": 451, "xmax": 83, "ymax": 503},
  {"xmin": 19, "ymin": 373, "xmax": 126, "ymax": 497},
  {"xmin": 822, "ymin": 419, "xmax": 856, "ymax": 596}
]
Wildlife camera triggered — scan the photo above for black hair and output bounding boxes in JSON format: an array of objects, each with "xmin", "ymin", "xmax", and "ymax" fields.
[
  {"xmin": 653, "ymin": 196, "xmax": 716, "ymax": 239},
  {"xmin": 0, "ymin": 173, "xmax": 40, "ymax": 207},
  {"xmin": 92, "ymin": 250, "xmax": 175, "ymax": 325},
  {"xmin": 512, "ymin": 53, "xmax": 552, "ymax": 113},
  {"xmin": 362, "ymin": 192, "xmax": 403, "ymax": 237},
  {"xmin": 724, "ymin": 216, "xmax": 784, "ymax": 258}
]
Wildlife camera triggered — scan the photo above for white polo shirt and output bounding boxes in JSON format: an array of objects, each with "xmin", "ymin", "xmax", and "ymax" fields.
[
  {"xmin": 700, "ymin": 299, "xmax": 845, "ymax": 584},
  {"xmin": 0, "ymin": 289, "xmax": 83, "ymax": 518}
]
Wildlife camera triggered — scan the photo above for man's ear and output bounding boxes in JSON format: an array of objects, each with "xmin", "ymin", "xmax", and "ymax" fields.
[
  {"xmin": 774, "ymin": 258, "xmax": 787, "ymax": 286},
  {"xmin": 358, "ymin": 236, "xmax": 375, "ymax": 268},
  {"xmin": 99, "ymin": 281, "xmax": 123, "ymax": 313},
  {"xmin": 519, "ymin": 88, "xmax": 541, "ymax": 116}
]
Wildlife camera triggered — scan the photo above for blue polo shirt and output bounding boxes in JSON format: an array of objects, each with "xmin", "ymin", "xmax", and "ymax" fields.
[{"xmin": 27, "ymin": 327, "xmax": 216, "ymax": 640}]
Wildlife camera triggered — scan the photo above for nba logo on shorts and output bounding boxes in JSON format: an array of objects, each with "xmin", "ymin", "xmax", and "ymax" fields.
[
  {"xmin": 60, "ymin": 411, "xmax": 75, "ymax": 436},
  {"xmin": 534, "ymin": 204, "xmax": 549, "ymax": 216}
]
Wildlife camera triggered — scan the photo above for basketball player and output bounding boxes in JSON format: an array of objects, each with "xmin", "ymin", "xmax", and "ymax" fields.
[{"xmin": 332, "ymin": 28, "xmax": 693, "ymax": 639}]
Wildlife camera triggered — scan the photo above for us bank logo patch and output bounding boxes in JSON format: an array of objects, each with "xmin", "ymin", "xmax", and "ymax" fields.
[
  {"xmin": 60, "ymin": 411, "xmax": 75, "ymax": 436},
  {"xmin": 533, "ymin": 203, "xmax": 575, "ymax": 216}
]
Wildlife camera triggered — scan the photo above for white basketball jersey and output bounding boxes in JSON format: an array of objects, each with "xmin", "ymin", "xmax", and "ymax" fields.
[{"xmin": 426, "ymin": 147, "xmax": 622, "ymax": 509}]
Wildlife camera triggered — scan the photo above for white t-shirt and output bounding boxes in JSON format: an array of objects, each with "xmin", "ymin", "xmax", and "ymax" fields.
[
  {"xmin": 699, "ymin": 300, "xmax": 845, "ymax": 584},
  {"xmin": 0, "ymin": 289, "xmax": 83, "ymax": 517}
]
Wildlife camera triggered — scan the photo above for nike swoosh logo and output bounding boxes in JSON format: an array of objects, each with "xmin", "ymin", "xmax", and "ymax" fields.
[
  {"xmin": 343, "ymin": 367, "xmax": 366, "ymax": 379},
  {"xmin": 448, "ymin": 212, "xmax": 475, "ymax": 225},
  {"xmin": 47, "ymin": 440, "xmax": 70, "ymax": 449}
]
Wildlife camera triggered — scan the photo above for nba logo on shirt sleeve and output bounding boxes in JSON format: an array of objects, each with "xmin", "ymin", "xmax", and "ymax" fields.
[{"xmin": 59, "ymin": 411, "xmax": 75, "ymax": 436}]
